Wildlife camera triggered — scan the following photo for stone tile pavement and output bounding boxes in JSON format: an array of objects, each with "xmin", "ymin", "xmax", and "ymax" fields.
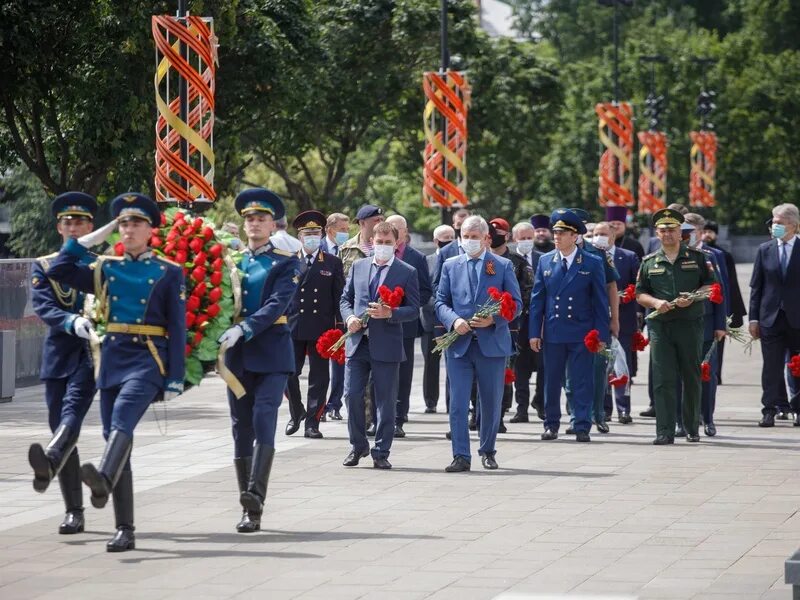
[{"xmin": 0, "ymin": 264, "xmax": 797, "ymax": 599}]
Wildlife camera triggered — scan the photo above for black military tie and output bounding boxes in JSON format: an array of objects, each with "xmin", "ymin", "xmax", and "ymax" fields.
[
  {"xmin": 562, "ymin": 257, "xmax": 568, "ymax": 272},
  {"xmin": 306, "ymin": 254, "xmax": 314, "ymax": 268}
]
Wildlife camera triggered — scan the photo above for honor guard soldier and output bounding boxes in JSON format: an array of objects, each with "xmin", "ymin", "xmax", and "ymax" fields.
[
  {"xmin": 286, "ymin": 210, "xmax": 345, "ymax": 438},
  {"xmin": 635, "ymin": 208, "xmax": 715, "ymax": 445},
  {"xmin": 217, "ymin": 189, "xmax": 302, "ymax": 533},
  {"xmin": 28, "ymin": 192, "xmax": 98, "ymax": 535},
  {"xmin": 46, "ymin": 193, "xmax": 186, "ymax": 552}
]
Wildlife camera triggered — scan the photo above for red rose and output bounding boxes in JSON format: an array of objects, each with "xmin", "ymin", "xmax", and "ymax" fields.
[
  {"xmin": 167, "ymin": 229, "xmax": 180, "ymax": 243},
  {"xmin": 176, "ymin": 238, "xmax": 188, "ymax": 251},
  {"xmin": 150, "ymin": 236, "xmax": 163, "ymax": 248},
  {"xmin": 211, "ymin": 257, "xmax": 224, "ymax": 272},
  {"xmin": 193, "ymin": 282, "xmax": 207, "ymax": 298},
  {"xmin": 195, "ymin": 314, "xmax": 209, "ymax": 328},
  {"xmin": 701, "ymin": 361, "xmax": 712, "ymax": 382},
  {"xmin": 206, "ymin": 303, "xmax": 220, "ymax": 318},
  {"xmin": 163, "ymin": 242, "xmax": 176, "ymax": 256}
]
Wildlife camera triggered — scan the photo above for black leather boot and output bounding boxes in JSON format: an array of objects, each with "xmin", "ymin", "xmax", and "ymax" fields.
[
  {"xmin": 81, "ymin": 430, "xmax": 132, "ymax": 509},
  {"xmin": 234, "ymin": 457, "xmax": 260, "ymax": 533},
  {"xmin": 107, "ymin": 467, "xmax": 135, "ymax": 552},
  {"xmin": 29, "ymin": 424, "xmax": 78, "ymax": 493},
  {"xmin": 57, "ymin": 449, "xmax": 85, "ymax": 534},
  {"xmin": 240, "ymin": 445, "xmax": 275, "ymax": 515}
]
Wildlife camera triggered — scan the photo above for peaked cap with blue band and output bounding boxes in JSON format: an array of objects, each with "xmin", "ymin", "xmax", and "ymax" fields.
[
  {"xmin": 568, "ymin": 207, "xmax": 591, "ymax": 224},
  {"xmin": 550, "ymin": 209, "xmax": 587, "ymax": 235},
  {"xmin": 51, "ymin": 192, "xmax": 98, "ymax": 220},
  {"xmin": 235, "ymin": 188, "xmax": 285, "ymax": 220},
  {"xmin": 111, "ymin": 193, "xmax": 160, "ymax": 226}
]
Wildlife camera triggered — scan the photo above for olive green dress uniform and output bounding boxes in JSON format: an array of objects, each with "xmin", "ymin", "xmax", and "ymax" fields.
[{"xmin": 636, "ymin": 211, "xmax": 714, "ymax": 441}]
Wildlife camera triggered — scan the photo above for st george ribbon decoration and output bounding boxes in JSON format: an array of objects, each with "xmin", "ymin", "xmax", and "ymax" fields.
[
  {"xmin": 422, "ymin": 71, "xmax": 470, "ymax": 208},
  {"xmin": 689, "ymin": 131, "xmax": 717, "ymax": 208},
  {"xmin": 152, "ymin": 14, "xmax": 218, "ymax": 206},
  {"xmin": 595, "ymin": 102, "xmax": 634, "ymax": 207},
  {"xmin": 637, "ymin": 131, "xmax": 668, "ymax": 214}
]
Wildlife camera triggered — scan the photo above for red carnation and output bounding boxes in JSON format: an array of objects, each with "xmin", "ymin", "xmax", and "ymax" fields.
[
  {"xmin": 488, "ymin": 286, "xmax": 502, "ymax": 301},
  {"xmin": 316, "ymin": 329, "xmax": 346, "ymax": 365},
  {"xmin": 194, "ymin": 251, "xmax": 208, "ymax": 266},
  {"xmin": 504, "ymin": 368, "xmax": 515, "ymax": 384},
  {"xmin": 378, "ymin": 285, "xmax": 404, "ymax": 309},
  {"xmin": 620, "ymin": 284, "xmax": 636, "ymax": 304},
  {"xmin": 208, "ymin": 243, "xmax": 224, "ymax": 259},
  {"xmin": 211, "ymin": 257, "xmax": 223, "ymax": 272},
  {"xmin": 632, "ymin": 331, "xmax": 649, "ymax": 352},
  {"xmin": 208, "ymin": 287, "xmax": 223, "ymax": 303},
  {"xmin": 176, "ymin": 238, "xmax": 188, "ymax": 251},
  {"xmin": 195, "ymin": 314, "xmax": 209, "ymax": 328},
  {"xmin": 708, "ymin": 283, "xmax": 724, "ymax": 305},
  {"xmin": 202, "ymin": 227, "xmax": 214, "ymax": 242},
  {"xmin": 701, "ymin": 361, "xmax": 712, "ymax": 382},
  {"xmin": 164, "ymin": 242, "xmax": 176, "ymax": 256},
  {"xmin": 160, "ymin": 213, "xmax": 168, "ymax": 226},
  {"xmin": 150, "ymin": 236, "xmax": 163, "ymax": 248},
  {"xmin": 186, "ymin": 295, "xmax": 200, "ymax": 313},
  {"xmin": 209, "ymin": 271, "xmax": 223, "ymax": 286},
  {"xmin": 608, "ymin": 374, "xmax": 629, "ymax": 388},
  {"xmin": 787, "ymin": 355, "xmax": 800, "ymax": 377},
  {"xmin": 584, "ymin": 329, "xmax": 602, "ymax": 353},
  {"xmin": 206, "ymin": 303, "xmax": 220, "ymax": 318},
  {"xmin": 193, "ymin": 282, "xmax": 207, "ymax": 298}
]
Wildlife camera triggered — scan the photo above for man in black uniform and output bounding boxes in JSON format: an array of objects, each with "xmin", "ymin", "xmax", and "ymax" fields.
[
  {"xmin": 530, "ymin": 214, "xmax": 555, "ymax": 253},
  {"xmin": 286, "ymin": 210, "xmax": 345, "ymax": 438}
]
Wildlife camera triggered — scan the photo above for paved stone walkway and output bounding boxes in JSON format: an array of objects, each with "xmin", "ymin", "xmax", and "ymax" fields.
[{"xmin": 0, "ymin": 265, "xmax": 797, "ymax": 599}]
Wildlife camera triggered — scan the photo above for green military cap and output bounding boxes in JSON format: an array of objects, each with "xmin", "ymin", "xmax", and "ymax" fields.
[{"xmin": 652, "ymin": 208, "xmax": 684, "ymax": 229}]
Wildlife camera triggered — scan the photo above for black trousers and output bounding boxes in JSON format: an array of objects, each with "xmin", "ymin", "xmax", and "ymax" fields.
[
  {"xmin": 286, "ymin": 338, "xmax": 330, "ymax": 429},
  {"xmin": 396, "ymin": 336, "xmax": 416, "ymax": 425},
  {"xmin": 513, "ymin": 342, "xmax": 540, "ymax": 415},
  {"xmin": 759, "ymin": 311, "xmax": 800, "ymax": 415},
  {"xmin": 420, "ymin": 331, "xmax": 441, "ymax": 408}
]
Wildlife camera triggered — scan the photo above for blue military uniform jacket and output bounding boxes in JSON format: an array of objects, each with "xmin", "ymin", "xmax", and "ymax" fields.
[
  {"xmin": 31, "ymin": 252, "xmax": 95, "ymax": 381},
  {"xmin": 435, "ymin": 251, "xmax": 523, "ymax": 359},
  {"xmin": 529, "ymin": 247, "xmax": 610, "ymax": 344},
  {"xmin": 46, "ymin": 239, "xmax": 186, "ymax": 391},
  {"xmin": 289, "ymin": 249, "xmax": 345, "ymax": 341},
  {"xmin": 226, "ymin": 242, "xmax": 302, "ymax": 375}
]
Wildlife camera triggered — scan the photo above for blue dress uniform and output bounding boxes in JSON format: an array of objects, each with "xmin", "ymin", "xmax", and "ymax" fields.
[
  {"xmin": 529, "ymin": 210, "xmax": 610, "ymax": 441},
  {"xmin": 27, "ymin": 192, "xmax": 97, "ymax": 535},
  {"xmin": 221, "ymin": 189, "xmax": 301, "ymax": 533},
  {"xmin": 46, "ymin": 193, "xmax": 185, "ymax": 552},
  {"xmin": 286, "ymin": 210, "xmax": 346, "ymax": 437}
]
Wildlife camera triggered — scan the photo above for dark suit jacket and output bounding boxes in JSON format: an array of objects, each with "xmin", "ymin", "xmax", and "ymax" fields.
[
  {"xmin": 708, "ymin": 241, "xmax": 747, "ymax": 326},
  {"xmin": 419, "ymin": 252, "xmax": 438, "ymax": 333},
  {"xmin": 340, "ymin": 257, "xmax": 420, "ymax": 362},
  {"xmin": 289, "ymin": 250, "xmax": 345, "ymax": 341},
  {"xmin": 616, "ymin": 235, "xmax": 645, "ymax": 260},
  {"xmin": 610, "ymin": 246, "xmax": 640, "ymax": 336},
  {"xmin": 397, "ymin": 245, "xmax": 432, "ymax": 338},
  {"xmin": 749, "ymin": 238, "xmax": 800, "ymax": 329}
]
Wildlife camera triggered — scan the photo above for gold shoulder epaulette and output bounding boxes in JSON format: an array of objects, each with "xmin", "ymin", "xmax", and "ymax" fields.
[
  {"xmin": 643, "ymin": 251, "xmax": 659, "ymax": 260},
  {"xmin": 155, "ymin": 255, "xmax": 181, "ymax": 268}
]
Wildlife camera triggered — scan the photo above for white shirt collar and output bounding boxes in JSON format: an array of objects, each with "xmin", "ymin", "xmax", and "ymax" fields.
[
  {"xmin": 559, "ymin": 246, "xmax": 578, "ymax": 268},
  {"xmin": 372, "ymin": 254, "xmax": 395, "ymax": 268},
  {"xmin": 779, "ymin": 235, "xmax": 797, "ymax": 248},
  {"xmin": 302, "ymin": 248, "xmax": 320, "ymax": 262}
]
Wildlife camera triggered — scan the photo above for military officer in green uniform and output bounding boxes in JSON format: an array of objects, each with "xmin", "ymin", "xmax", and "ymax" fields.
[{"xmin": 635, "ymin": 208, "xmax": 715, "ymax": 445}]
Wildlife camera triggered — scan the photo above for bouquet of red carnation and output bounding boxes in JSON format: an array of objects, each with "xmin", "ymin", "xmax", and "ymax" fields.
[
  {"xmin": 433, "ymin": 287, "xmax": 518, "ymax": 354},
  {"xmin": 316, "ymin": 329, "xmax": 346, "ymax": 365},
  {"xmin": 504, "ymin": 367, "xmax": 516, "ymax": 385},
  {"xmin": 608, "ymin": 373, "xmax": 629, "ymax": 388},
  {"xmin": 787, "ymin": 354, "xmax": 800, "ymax": 378},
  {"xmin": 619, "ymin": 284, "xmax": 636, "ymax": 304},
  {"xmin": 646, "ymin": 283, "xmax": 724, "ymax": 321},
  {"xmin": 325, "ymin": 285, "xmax": 404, "ymax": 356},
  {"xmin": 584, "ymin": 329, "xmax": 613, "ymax": 359},
  {"xmin": 632, "ymin": 331, "xmax": 649, "ymax": 352},
  {"xmin": 700, "ymin": 339, "xmax": 719, "ymax": 382}
]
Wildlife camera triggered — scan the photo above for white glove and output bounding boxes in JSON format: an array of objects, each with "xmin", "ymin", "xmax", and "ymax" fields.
[
  {"xmin": 163, "ymin": 380, "xmax": 183, "ymax": 402},
  {"xmin": 73, "ymin": 317, "xmax": 94, "ymax": 340},
  {"xmin": 218, "ymin": 325, "xmax": 244, "ymax": 347},
  {"xmin": 77, "ymin": 219, "xmax": 118, "ymax": 248},
  {"xmin": 164, "ymin": 391, "xmax": 180, "ymax": 402}
]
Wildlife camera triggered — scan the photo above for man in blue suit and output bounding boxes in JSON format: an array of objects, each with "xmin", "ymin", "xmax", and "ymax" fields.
[
  {"xmin": 749, "ymin": 203, "xmax": 800, "ymax": 427},
  {"xmin": 217, "ymin": 188, "xmax": 302, "ymax": 533},
  {"xmin": 28, "ymin": 192, "xmax": 97, "ymax": 536},
  {"xmin": 436, "ymin": 216, "xmax": 522, "ymax": 471},
  {"xmin": 384, "ymin": 215, "xmax": 432, "ymax": 436},
  {"xmin": 46, "ymin": 193, "xmax": 186, "ymax": 552},
  {"xmin": 529, "ymin": 209, "xmax": 610, "ymax": 443},
  {"xmin": 592, "ymin": 221, "xmax": 640, "ymax": 423},
  {"xmin": 340, "ymin": 221, "xmax": 420, "ymax": 469}
]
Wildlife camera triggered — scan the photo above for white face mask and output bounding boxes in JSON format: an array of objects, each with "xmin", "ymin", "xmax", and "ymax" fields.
[
  {"xmin": 302, "ymin": 235, "xmax": 321, "ymax": 252},
  {"xmin": 373, "ymin": 243, "xmax": 394, "ymax": 262},
  {"xmin": 462, "ymin": 238, "xmax": 483, "ymax": 257},
  {"xmin": 688, "ymin": 232, "xmax": 698, "ymax": 247},
  {"xmin": 592, "ymin": 235, "xmax": 610, "ymax": 250},
  {"xmin": 516, "ymin": 240, "xmax": 534, "ymax": 255}
]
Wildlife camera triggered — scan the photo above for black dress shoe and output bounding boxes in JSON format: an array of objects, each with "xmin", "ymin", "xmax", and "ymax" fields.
[
  {"xmin": 509, "ymin": 413, "xmax": 529, "ymax": 423},
  {"xmin": 653, "ymin": 435, "xmax": 674, "ymax": 445},
  {"xmin": 343, "ymin": 448, "xmax": 369, "ymax": 467},
  {"xmin": 236, "ymin": 511, "xmax": 261, "ymax": 533},
  {"xmin": 758, "ymin": 414, "xmax": 775, "ymax": 427},
  {"xmin": 331, "ymin": 409, "xmax": 343, "ymax": 420},
  {"xmin": 534, "ymin": 407, "xmax": 545, "ymax": 421},
  {"xmin": 468, "ymin": 414, "xmax": 477, "ymax": 431},
  {"xmin": 618, "ymin": 412, "xmax": 633, "ymax": 424},
  {"xmin": 285, "ymin": 418, "xmax": 301, "ymax": 436},
  {"xmin": 776, "ymin": 411, "xmax": 789, "ymax": 421},
  {"xmin": 394, "ymin": 424, "xmax": 406, "ymax": 438},
  {"xmin": 675, "ymin": 425, "xmax": 687, "ymax": 438},
  {"xmin": 704, "ymin": 423, "xmax": 717, "ymax": 437},
  {"xmin": 373, "ymin": 457, "xmax": 392, "ymax": 469},
  {"xmin": 59, "ymin": 510, "xmax": 84, "ymax": 535},
  {"xmin": 595, "ymin": 421, "xmax": 610, "ymax": 434},
  {"xmin": 106, "ymin": 527, "xmax": 135, "ymax": 552},
  {"xmin": 565, "ymin": 426, "xmax": 575, "ymax": 435},
  {"xmin": 541, "ymin": 429, "xmax": 558, "ymax": 441},
  {"xmin": 686, "ymin": 433, "xmax": 700, "ymax": 443},
  {"xmin": 481, "ymin": 454, "xmax": 498, "ymax": 470},
  {"xmin": 445, "ymin": 456, "xmax": 471, "ymax": 472},
  {"xmin": 445, "ymin": 431, "xmax": 452, "ymax": 440},
  {"xmin": 575, "ymin": 432, "xmax": 591, "ymax": 442},
  {"xmin": 424, "ymin": 406, "xmax": 437, "ymax": 414},
  {"xmin": 304, "ymin": 428, "xmax": 323, "ymax": 439},
  {"xmin": 794, "ymin": 414, "xmax": 800, "ymax": 427},
  {"xmin": 366, "ymin": 423, "xmax": 376, "ymax": 437},
  {"xmin": 497, "ymin": 420, "xmax": 507, "ymax": 434},
  {"xmin": 640, "ymin": 407, "xmax": 656, "ymax": 418},
  {"xmin": 320, "ymin": 412, "xmax": 327, "ymax": 422}
]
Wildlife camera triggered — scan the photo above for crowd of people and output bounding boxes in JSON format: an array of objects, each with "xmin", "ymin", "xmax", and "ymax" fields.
[{"xmin": 24, "ymin": 188, "xmax": 800, "ymax": 551}]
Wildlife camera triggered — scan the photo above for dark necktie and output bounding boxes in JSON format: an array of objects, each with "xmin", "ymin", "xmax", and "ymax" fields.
[
  {"xmin": 468, "ymin": 258, "xmax": 480, "ymax": 300},
  {"xmin": 306, "ymin": 254, "xmax": 314, "ymax": 268},
  {"xmin": 332, "ymin": 245, "xmax": 339, "ymax": 257},
  {"xmin": 369, "ymin": 264, "xmax": 387, "ymax": 300},
  {"xmin": 562, "ymin": 257, "xmax": 569, "ymax": 272},
  {"xmin": 781, "ymin": 243, "xmax": 790, "ymax": 277}
]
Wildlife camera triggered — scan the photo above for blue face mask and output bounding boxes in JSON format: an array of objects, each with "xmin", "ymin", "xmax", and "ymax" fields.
[
  {"xmin": 303, "ymin": 235, "xmax": 321, "ymax": 252},
  {"xmin": 771, "ymin": 224, "xmax": 786, "ymax": 239},
  {"xmin": 334, "ymin": 231, "xmax": 349, "ymax": 245}
]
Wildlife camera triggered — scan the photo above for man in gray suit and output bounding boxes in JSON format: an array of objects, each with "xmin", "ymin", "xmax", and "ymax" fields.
[{"xmin": 420, "ymin": 225, "xmax": 455, "ymax": 413}]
